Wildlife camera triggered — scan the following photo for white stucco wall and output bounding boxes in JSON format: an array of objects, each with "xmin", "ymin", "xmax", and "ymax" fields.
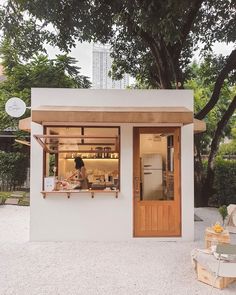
[{"xmin": 30, "ymin": 89, "xmax": 194, "ymax": 241}]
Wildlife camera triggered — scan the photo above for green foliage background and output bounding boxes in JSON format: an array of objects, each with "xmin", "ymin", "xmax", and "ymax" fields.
[
  {"xmin": 186, "ymin": 56, "xmax": 236, "ymax": 156},
  {"xmin": 0, "ymin": 39, "xmax": 91, "ymax": 191},
  {"xmin": 0, "ymin": 39, "xmax": 91, "ymax": 130},
  {"xmin": 0, "ymin": 151, "xmax": 28, "ymax": 190},
  {"xmin": 212, "ymin": 158, "xmax": 236, "ymax": 206}
]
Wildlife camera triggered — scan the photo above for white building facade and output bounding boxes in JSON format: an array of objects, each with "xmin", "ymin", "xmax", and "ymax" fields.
[{"xmin": 30, "ymin": 88, "xmax": 195, "ymax": 242}]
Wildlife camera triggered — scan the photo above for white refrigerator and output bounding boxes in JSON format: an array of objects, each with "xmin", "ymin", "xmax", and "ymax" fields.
[{"xmin": 141, "ymin": 153, "xmax": 163, "ymax": 200}]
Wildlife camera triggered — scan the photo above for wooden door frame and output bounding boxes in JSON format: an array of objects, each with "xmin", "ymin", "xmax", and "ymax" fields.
[{"xmin": 133, "ymin": 127, "xmax": 181, "ymax": 237}]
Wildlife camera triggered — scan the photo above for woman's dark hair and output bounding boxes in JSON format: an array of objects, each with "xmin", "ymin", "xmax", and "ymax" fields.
[{"xmin": 74, "ymin": 156, "xmax": 85, "ymax": 169}]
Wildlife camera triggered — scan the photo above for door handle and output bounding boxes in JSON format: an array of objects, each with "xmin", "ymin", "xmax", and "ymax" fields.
[{"xmin": 134, "ymin": 176, "xmax": 140, "ymax": 193}]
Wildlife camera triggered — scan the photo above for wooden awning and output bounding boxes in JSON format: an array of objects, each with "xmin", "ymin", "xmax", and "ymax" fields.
[
  {"xmin": 193, "ymin": 119, "xmax": 206, "ymax": 133},
  {"xmin": 21, "ymin": 109, "xmax": 206, "ymax": 134},
  {"xmin": 32, "ymin": 106, "xmax": 193, "ymax": 125},
  {"xmin": 19, "ymin": 116, "xmax": 31, "ymax": 132}
]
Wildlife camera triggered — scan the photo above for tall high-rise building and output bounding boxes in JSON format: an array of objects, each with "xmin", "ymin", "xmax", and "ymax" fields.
[{"xmin": 92, "ymin": 44, "xmax": 129, "ymax": 89}]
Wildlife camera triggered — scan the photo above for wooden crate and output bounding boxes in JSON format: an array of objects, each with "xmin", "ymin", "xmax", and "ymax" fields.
[
  {"xmin": 197, "ymin": 262, "xmax": 236, "ymax": 289},
  {"xmin": 205, "ymin": 227, "xmax": 230, "ymax": 249}
]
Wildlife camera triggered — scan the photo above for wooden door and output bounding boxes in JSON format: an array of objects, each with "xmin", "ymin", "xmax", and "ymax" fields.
[{"xmin": 133, "ymin": 127, "xmax": 181, "ymax": 237}]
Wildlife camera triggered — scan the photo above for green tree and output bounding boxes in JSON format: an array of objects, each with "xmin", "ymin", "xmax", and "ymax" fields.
[
  {"xmin": 0, "ymin": 39, "xmax": 91, "ymax": 191},
  {"xmin": 1, "ymin": 1, "xmax": 235, "ymax": 87},
  {"xmin": 0, "ymin": 0, "xmax": 235, "ymax": 205},
  {"xmin": 0, "ymin": 151, "xmax": 28, "ymax": 190},
  {"xmin": 186, "ymin": 55, "xmax": 236, "ymax": 206},
  {"xmin": 219, "ymin": 128, "xmax": 236, "ymax": 158},
  {"xmin": 0, "ymin": 39, "xmax": 91, "ymax": 130}
]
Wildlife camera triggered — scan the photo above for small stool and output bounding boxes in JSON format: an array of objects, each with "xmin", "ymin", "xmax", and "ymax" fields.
[{"xmin": 205, "ymin": 227, "xmax": 230, "ymax": 248}]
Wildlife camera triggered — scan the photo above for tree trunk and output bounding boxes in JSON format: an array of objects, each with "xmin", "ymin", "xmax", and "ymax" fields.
[
  {"xmin": 196, "ymin": 49, "xmax": 236, "ymax": 120},
  {"xmin": 137, "ymin": 29, "xmax": 172, "ymax": 88},
  {"xmin": 194, "ymin": 133, "xmax": 205, "ymax": 207},
  {"xmin": 147, "ymin": 39, "xmax": 172, "ymax": 89},
  {"xmin": 201, "ymin": 96, "xmax": 236, "ymax": 206}
]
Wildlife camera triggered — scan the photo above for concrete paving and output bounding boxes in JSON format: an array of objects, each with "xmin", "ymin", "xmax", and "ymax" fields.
[
  {"xmin": 4, "ymin": 198, "xmax": 19, "ymax": 205},
  {"xmin": 0, "ymin": 206, "xmax": 235, "ymax": 295}
]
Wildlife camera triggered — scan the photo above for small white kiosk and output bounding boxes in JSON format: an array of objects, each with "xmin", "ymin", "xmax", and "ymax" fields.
[{"xmin": 28, "ymin": 88, "xmax": 204, "ymax": 241}]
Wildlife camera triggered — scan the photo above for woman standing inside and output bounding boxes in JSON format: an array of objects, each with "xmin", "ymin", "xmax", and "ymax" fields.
[{"xmin": 68, "ymin": 156, "xmax": 89, "ymax": 189}]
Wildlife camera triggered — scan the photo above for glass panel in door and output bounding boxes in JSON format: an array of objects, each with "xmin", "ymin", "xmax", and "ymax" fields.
[{"xmin": 140, "ymin": 133, "xmax": 175, "ymax": 201}]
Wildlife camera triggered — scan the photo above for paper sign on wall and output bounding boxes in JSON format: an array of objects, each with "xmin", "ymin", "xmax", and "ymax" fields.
[{"xmin": 44, "ymin": 177, "xmax": 55, "ymax": 192}]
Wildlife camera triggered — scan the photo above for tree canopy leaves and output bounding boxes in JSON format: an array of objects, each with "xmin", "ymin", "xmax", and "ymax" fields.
[
  {"xmin": 0, "ymin": 39, "xmax": 91, "ymax": 130},
  {"xmin": 1, "ymin": 0, "xmax": 235, "ymax": 89},
  {"xmin": 186, "ymin": 55, "xmax": 236, "ymax": 154},
  {"xmin": 0, "ymin": 0, "xmax": 235, "ymax": 205}
]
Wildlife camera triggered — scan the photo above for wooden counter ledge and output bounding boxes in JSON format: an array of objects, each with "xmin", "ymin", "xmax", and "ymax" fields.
[{"xmin": 41, "ymin": 189, "xmax": 119, "ymax": 199}]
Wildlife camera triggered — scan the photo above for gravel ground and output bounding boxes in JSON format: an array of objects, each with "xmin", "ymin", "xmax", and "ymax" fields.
[{"xmin": 0, "ymin": 206, "xmax": 236, "ymax": 295}]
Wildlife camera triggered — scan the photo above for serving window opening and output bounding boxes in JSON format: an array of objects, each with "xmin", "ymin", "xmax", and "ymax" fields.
[{"xmin": 35, "ymin": 126, "xmax": 120, "ymax": 192}]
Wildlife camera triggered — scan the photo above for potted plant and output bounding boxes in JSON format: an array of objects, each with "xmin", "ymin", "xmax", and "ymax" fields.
[{"xmin": 218, "ymin": 205, "xmax": 228, "ymax": 226}]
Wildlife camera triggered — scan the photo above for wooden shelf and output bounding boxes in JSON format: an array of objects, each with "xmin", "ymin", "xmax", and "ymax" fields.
[
  {"xmin": 33, "ymin": 134, "xmax": 119, "ymax": 154},
  {"xmin": 65, "ymin": 157, "xmax": 119, "ymax": 160},
  {"xmin": 41, "ymin": 189, "xmax": 119, "ymax": 199},
  {"xmin": 54, "ymin": 149, "xmax": 119, "ymax": 153}
]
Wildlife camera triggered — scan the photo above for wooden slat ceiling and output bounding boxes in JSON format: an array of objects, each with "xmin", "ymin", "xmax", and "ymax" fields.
[{"xmin": 31, "ymin": 106, "xmax": 193, "ymax": 124}]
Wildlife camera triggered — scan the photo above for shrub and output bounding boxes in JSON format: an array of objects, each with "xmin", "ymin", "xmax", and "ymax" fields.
[
  {"xmin": 218, "ymin": 205, "xmax": 228, "ymax": 225},
  {"xmin": 212, "ymin": 158, "xmax": 236, "ymax": 206},
  {"xmin": 0, "ymin": 192, "xmax": 10, "ymax": 204},
  {"xmin": 0, "ymin": 151, "xmax": 28, "ymax": 191}
]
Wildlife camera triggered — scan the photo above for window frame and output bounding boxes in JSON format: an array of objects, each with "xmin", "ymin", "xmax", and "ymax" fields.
[{"xmin": 35, "ymin": 125, "xmax": 121, "ymax": 192}]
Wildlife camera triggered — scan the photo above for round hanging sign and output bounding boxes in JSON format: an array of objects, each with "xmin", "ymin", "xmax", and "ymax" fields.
[{"xmin": 5, "ymin": 97, "xmax": 26, "ymax": 118}]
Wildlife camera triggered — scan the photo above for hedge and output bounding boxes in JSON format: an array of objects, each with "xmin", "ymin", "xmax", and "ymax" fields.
[
  {"xmin": 212, "ymin": 158, "xmax": 236, "ymax": 206},
  {"xmin": 0, "ymin": 151, "xmax": 28, "ymax": 191}
]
